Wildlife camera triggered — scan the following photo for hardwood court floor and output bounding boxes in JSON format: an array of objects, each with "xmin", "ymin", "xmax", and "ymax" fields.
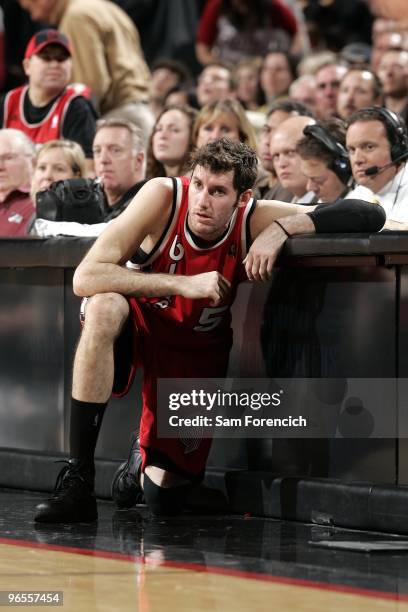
[{"xmin": 1, "ymin": 488, "xmax": 408, "ymax": 611}]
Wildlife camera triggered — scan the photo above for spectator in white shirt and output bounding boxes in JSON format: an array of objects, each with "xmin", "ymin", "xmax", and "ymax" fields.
[{"xmin": 346, "ymin": 106, "xmax": 408, "ymax": 229}]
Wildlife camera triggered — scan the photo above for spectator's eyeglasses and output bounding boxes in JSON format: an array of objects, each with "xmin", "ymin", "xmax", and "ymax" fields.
[{"xmin": 36, "ymin": 48, "xmax": 70, "ymax": 63}]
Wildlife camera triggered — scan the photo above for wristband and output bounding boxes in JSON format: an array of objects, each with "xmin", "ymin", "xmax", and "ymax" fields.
[
  {"xmin": 307, "ymin": 199, "xmax": 386, "ymax": 233},
  {"xmin": 274, "ymin": 219, "xmax": 291, "ymax": 237}
]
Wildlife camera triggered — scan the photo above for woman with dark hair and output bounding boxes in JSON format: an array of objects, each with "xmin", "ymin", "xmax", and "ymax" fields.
[{"xmin": 146, "ymin": 105, "xmax": 198, "ymax": 179}]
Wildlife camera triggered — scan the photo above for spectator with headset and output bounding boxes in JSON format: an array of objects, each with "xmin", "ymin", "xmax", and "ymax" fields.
[
  {"xmin": 296, "ymin": 118, "xmax": 353, "ymax": 203},
  {"xmin": 346, "ymin": 106, "xmax": 408, "ymax": 228}
]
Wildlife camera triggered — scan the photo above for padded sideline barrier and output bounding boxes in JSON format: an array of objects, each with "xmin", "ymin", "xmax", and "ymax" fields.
[
  {"xmin": 225, "ymin": 471, "xmax": 408, "ymax": 535},
  {"xmin": 0, "ymin": 449, "xmax": 120, "ymax": 499},
  {"xmin": 3, "ymin": 448, "xmax": 408, "ymax": 534},
  {"xmin": 0, "ymin": 449, "xmax": 227, "ymax": 502}
]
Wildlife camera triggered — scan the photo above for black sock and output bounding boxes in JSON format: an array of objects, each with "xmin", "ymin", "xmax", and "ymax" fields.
[{"xmin": 69, "ymin": 398, "xmax": 107, "ymax": 478}]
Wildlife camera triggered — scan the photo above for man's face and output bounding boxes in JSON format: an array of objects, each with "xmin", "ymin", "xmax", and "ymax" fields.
[
  {"xmin": 290, "ymin": 79, "xmax": 316, "ymax": 110},
  {"xmin": 188, "ymin": 165, "xmax": 247, "ymax": 241},
  {"xmin": 196, "ymin": 66, "xmax": 233, "ymax": 107},
  {"xmin": 346, "ymin": 120, "xmax": 395, "ymax": 192},
  {"xmin": 378, "ymin": 51, "xmax": 408, "ymax": 97},
  {"xmin": 0, "ymin": 135, "xmax": 33, "ymax": 197},
  {"xmin": 258, "ymin": 110, "xmax": 291, "ymax": 171},
  {"xmin": 19, "ymin": 0, "xmax": 57, "ymax": 22},
  {"xmin": 23, "ymin": 45, "xmax": 72, "ymax": 95},
  {"xmin": 371, "ymin": 31, "xmax": 404, "ymax": 72},
  {"xmin": 260, "ymin": 53, "xmax": 292, "ymax": 99},
  {"xmin": 270, "ymin": 128, "xmax": 307, "ymax": 196},
  {"xmin": 93, "ymin": 127, "xmax": 143, "ymax": 199},
  {"xmin": 337, "ymin": 71, "xmax": 378, "ymax": 120},
  {"xmin": 300, "ymin": 157, "xmax": 345, "ymax": 203},
  {"xmin": 315, "ymin": 64, "xmax": 347, "ymax": 119}
]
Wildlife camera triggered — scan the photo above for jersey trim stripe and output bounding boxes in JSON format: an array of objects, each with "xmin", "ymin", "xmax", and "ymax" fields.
[
  {"xmin": 5, "ymin": 85, "xmax": 83, "ymax": 132},
  {"xmin": 183, "ymin": 206, "xmax": 239, "ymax": 251},
  {"xmin": 3, "ymin": 90, "xmax": 12, "ymax": 126},
  {"xmin": 127, "ymin": 176, "xmax": 183, "ymax": 270},
  {"xmin": 240, "ymin": 197, "xmax": 256, "ymax": 258},
  {"xmin": 18, "ymin": 86, "xmax": 68, "ymax": 129}
]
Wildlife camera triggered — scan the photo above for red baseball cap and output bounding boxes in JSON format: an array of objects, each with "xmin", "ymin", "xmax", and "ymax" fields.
[{"xmin": 24, "ymin": 29, "xmax": 72, "ymax": 60}]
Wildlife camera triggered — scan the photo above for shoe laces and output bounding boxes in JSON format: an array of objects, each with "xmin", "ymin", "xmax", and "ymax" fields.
[{"xmin": 52, "ymin": 460, "xmax": 89, "ymax": 495}]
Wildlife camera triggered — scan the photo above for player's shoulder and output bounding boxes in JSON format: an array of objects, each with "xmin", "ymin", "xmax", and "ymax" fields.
[
  {"xmin": 139, "ymin": 176, "xmax": 175, "ymax": 197},
  {"xmin": 125, "ymin": 177, "xmax": 175, "ymax": 217}
]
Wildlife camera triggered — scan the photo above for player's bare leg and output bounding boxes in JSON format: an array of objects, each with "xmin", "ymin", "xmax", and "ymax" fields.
[{"xmin": 73, "ymin": 293, "xmax": 130, "ymax": 402}]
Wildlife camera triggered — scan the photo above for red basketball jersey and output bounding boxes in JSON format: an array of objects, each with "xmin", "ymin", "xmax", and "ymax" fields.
[
  {"xmin": 128, "ymin": 176, "xmax": 256, "ymax": 352},
  {"xmin": 3, "ymin": 84, "xmax": 91, "ymax": 142}
]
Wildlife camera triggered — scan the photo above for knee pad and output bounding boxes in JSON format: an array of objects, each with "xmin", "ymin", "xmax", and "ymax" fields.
[{"xmin": 143, "ymin": 472, "xmax": 192, "ymax": 516}]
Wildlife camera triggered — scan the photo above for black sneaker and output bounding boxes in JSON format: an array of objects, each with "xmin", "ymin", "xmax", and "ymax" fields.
[
  {"xmin": 111, "ymin": 431, "xmax": 144, "ymax": 509},
  {"xmin": 34, "ymin": 459, "xmax": 97, "ymax": 523}
]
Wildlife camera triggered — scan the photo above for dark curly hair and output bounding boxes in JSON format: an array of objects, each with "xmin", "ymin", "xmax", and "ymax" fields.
[{"xmin": 190, "ymin": 138, "xmax": 258, "ymax": 193}]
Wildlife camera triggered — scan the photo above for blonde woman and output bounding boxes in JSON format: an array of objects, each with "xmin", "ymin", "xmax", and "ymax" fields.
[
  {"xmin": 31, "ymin": 139, "xmax": 86, "ymax": 199},
  {"xmin": 193, "ymin": 98, "xmax": 258, "ymax": 151}
]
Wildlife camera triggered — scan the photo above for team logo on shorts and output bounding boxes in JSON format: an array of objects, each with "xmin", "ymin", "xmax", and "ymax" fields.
[{"xmin": 179, "ymin": 433, "xmax": 203, "ymax": 454}]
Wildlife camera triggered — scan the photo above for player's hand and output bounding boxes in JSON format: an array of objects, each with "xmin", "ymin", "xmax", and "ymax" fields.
[
  {"xmin": 181, "ymin": 272, "xmax": 231, "ymax": 306},
  {"xmin": 244, "ymin": 223, "xmax": 287, "ymax": 282}
]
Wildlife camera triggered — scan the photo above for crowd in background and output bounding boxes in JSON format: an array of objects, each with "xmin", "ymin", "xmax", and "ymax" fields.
[{"xmin": 1, "ymin": 0, "xmax": 408, "ymax": 236}]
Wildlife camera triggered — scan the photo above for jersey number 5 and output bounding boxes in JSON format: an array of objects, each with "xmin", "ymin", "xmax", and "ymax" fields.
[{"xmin": 194, "ymin": 306, "xmax": 228, "ymax": 332}]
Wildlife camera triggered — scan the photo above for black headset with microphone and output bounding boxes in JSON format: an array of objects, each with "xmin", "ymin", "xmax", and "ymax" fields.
[
  {"xmin": 363, "ymin": 107, "xmax": 408, "ymax": 176},
  {"xmin": 303, "ymin": 124, "xmax": 352, "ymax": 185},
  {"xmin": 377, "ymin": 107, "xmax": 408, "ymax": 161}
]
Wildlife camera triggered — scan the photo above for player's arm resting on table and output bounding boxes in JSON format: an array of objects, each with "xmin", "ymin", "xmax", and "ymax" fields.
[
  {"xmin": 245, "ymin": 198, "xmax": 386, "ymax": 281},
  {"xmin": 73, "ymin": 178, "xmax": 228, "ymax": 305}
]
